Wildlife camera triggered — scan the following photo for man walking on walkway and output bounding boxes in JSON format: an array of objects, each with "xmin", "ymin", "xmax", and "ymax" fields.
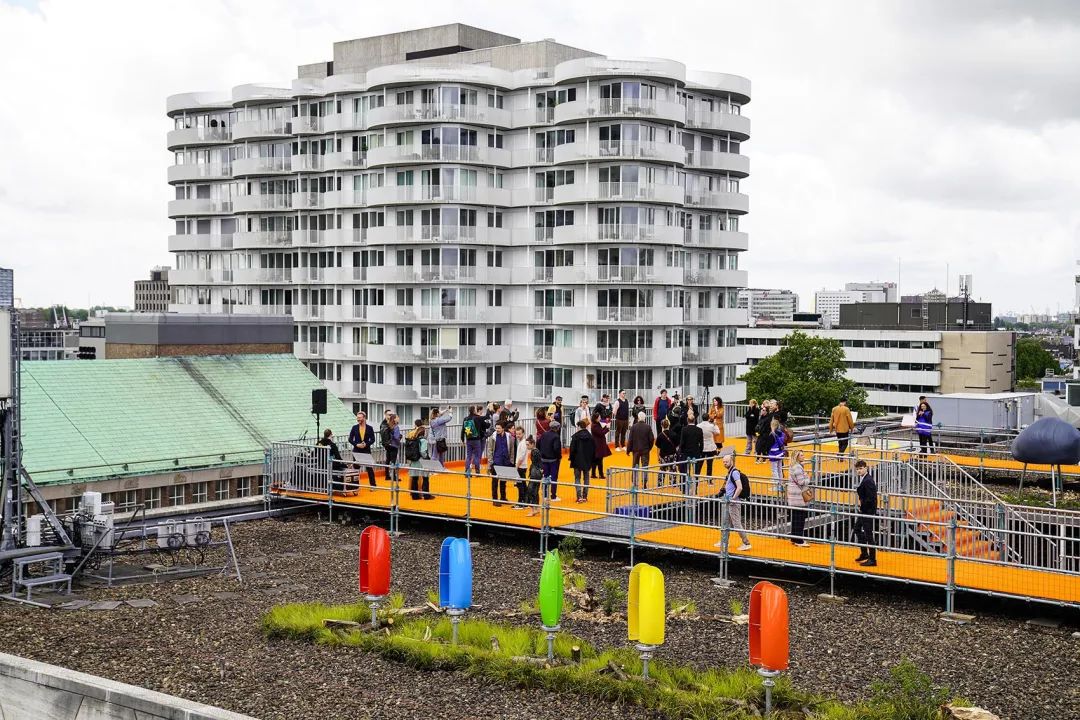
[
  {"xmin": 627, "ymin": 412, "xmax": 655, "ymax": 487},
  {"xmin": 829, "ymin": 397, "xmax": 855, "ymax": 454},
  {"xmin": 486, "ymin": 423, "xmax": 516, "ymax": 506},
  {"xmin": 461, "ymin": 405, "xmax": 484, "ymax": 475},
  {"xmin": 715, "ymin": 448, "xmax": 751, "ymax": 551},
  {"xmin": 854, "ymin": 459, "xmax": 878, "ymax": 566},
  {"xmin": 538, "ymin": 420, "xmax": 562, "ymax": 502}
]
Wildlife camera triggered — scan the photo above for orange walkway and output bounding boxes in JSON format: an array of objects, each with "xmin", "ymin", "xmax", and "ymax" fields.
[{"xmin": 273, "ymin": 439, "xmax": 1080, "ymax": 606}]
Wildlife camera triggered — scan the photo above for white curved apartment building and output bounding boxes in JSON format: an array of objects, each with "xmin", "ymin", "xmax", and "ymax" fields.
[{"xmin": 166, "ymin": 24, "xmax": 750, "ymax": 421}]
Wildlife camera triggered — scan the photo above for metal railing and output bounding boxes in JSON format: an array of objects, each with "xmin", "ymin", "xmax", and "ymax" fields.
[{"xmin": 264, "ymin": 442, "xmax": 1080, "ymax": 609}]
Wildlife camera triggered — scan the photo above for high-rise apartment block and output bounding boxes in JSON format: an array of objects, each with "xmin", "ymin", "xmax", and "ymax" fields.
[
  {"xmin": 814, "ymin": 281, "xmax": 897, "ymax": 325},
  {"xmin": 0, "ymin": 267, "xmax": 12, "ymax": 308},
  {"xmin": 738, "ymin": 288, "xmax": 798, "ymax": 320},
  {"xmin": 166, "ymin": 24, "xmax": 751, "ymax": 419},
  {"xmin": 134, "ymin": 267, "xmax": 171, "ymax": 313}
]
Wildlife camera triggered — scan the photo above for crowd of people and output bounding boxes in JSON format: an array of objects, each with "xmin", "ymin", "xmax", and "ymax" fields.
[{"xmin": 320, "ymin": 389, "xmax": 898, "ymax": 566}]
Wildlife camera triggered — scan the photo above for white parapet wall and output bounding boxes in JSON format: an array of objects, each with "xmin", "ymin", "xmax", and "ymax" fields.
[{"xmin": 0, "ymin": 652, "xmax": 254, "ymax": 720}]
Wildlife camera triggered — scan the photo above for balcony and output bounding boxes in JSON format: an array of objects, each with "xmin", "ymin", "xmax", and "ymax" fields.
[
  {"xmin": 291, "ymin": 191, "xmax": 325, "ymax": 210},
  {"xmin": 292, "ymin": 304, "xmax": 348, "ymax": 322},
  {"xmin": 682, "ymin": 346, "xmax": 745, "ymax": 365},
  {"xmin": 232, "ymin": 156, "xmax": 290, "ymax": 177},
  {"xmin": 685, "ymin": 151, "xmax": 750, "ymax": 176},
  {"xmin": 290, "ymin": 154, "xmax": 325, "ymax": 172},
  {"xmin": 689, "ymin": 308, "xmax": 748, "ymax": 327},
  {"xmin": 554, "ymin": 98, "xmax": 686, "ymax": 125},
  {"xmin": 387, "ymin": 265, "xmax": 486, "ymax": 283},
  {"xmin": 366, "ymin": 382, "xmax": 419, "ymax": 403},
  {"xmin": 683, "ymin": 191, "xmax": 750, "ymax": 213},
  {"xmin": 167, "ymin": 198, "xmax": 232, "ymax": 217},
  {"xmin": 292, "ymin": 116, "xmax": 322, "ymax": 135},
  {"xmin": 686, "ymin": 111, "xmax": 751, "ymax": 138},
  {"xmin": 167, "ymin": 163, "xmax": 232, "ymax": 183},
  {"xmin": 324, "ymin": 151, "xmax": 367, "ymax": 171},
  {"xmin": 595, "ymin": 265, "xmax": 681, "ymax": 284},
  {"xmin": 233, "ymin": 268, "xmax": 293, "ymax": 284},
  {"xmin": 169, "ymin": 268, "xmax": 233, "ymax": 284},
  {"xmin": 595, "ymin": 181, "xmax": 683, "ymax": 204},
  {"xmin": 368, "ymin": 103, "xmax": 511, "ymax": 128},
  {"xmin": 233, "ymin": 194, "xmax": 292, "ymax": 213},
  {"xmin": 232, "ymin": 119, "xmax": 291, "ymax": 141},
  {"xmin": 293, "ymin": 266, "xmax": 351, "ymax": 284},
  {"xmin": 587, "ymin": 347, "xmax": 682, "ymax": 366},
  {"xmin": 684, "ymin": 229, "xmax": 749, "ymax": 251},
  {"xmin": 322, "ymin": 112, "xmax": 366, "ymax": 133},
  {"xmin": 168, "ymin": 233, "xmax": 234, "ymax": 251},
  {"xmin": 233, "ymin": 231, "xmax": 291, "ymax": 249},
  {"xmin": 417, "ymin": 305, "xmax": 510, "ymax": 323},
  {"xmin": 554, "ymin": 140, "xmax": 685, "ymax": 165},
  {"xmin": 166, "ymin": 126, "xmax": 232, "ymax": 150},
  {"xmin": 418, "ymin": 385, "xmax": 478, "ymax": 401},
  {"xmin": 681, "ymin": 268, "xmax": 748, "ymax": 287},
  {"xmin": 295, "ymin": 340, "xmax": 326, "ymax": 359},
  {"xmin": 595, "ymin": 306, "xmax": 654, "ymax": 323},
  {"xmin": 515, "ymin": 306, "xmax": 581, "ymax": 325}
]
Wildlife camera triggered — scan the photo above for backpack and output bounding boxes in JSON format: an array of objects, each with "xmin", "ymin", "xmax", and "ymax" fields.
[
  {"xmin": 403, "ymin": 436, "xmax": 422, "ymax": 462},
  {"xmin": 463, "ymin": 417, "xmax": 479, "ymax": 440},
  {"xmin": 379, "ymin": 425, "xmax": 392, "ymax": 447},
  {"xmin": 733, "ymin": 468, "xmax": 751, "ymax": 500}
]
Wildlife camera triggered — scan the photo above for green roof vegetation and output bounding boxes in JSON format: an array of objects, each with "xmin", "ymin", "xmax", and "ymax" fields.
[{"xmin": 20, "ymin": 354, "xmax": 354, "ymax": 486}]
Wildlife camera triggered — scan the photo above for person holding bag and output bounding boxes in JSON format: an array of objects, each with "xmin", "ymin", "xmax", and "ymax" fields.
[{"xmin": 786, "ymin": 449, "xmax": 811, "ymax": 546}]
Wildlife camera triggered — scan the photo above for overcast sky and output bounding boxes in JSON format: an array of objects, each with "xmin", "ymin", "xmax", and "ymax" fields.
[{"xmin": 1, "ymin": 0, "xmax": 1078, "ymax": 315}]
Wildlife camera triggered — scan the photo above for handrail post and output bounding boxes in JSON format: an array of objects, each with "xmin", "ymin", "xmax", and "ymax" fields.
[
  {"xmin": 540, "ymin": 472, "xmax": 551, "ymax": 555},
  {"xmin": 465, "ymin": 468, "xmax": 472, "ymax": 544},
  {"xmin": 995, "ymin": 502, "xmax": 1007, "ymax": 562},
  {"xmin": 945, "ymin": 516, "xmax": 957, "ymax": 614},
  {"xmin": 829, "ymin": 504, "xmax": 837, "ymax": 598},
  {"xmin": 715, "ymin": 493, "xmax": 731, "ymax": 584},
  {"xmin": 628, "ymin": 471, "xmax": 637, "ymax": 569},
  {"xmin": 390, "ymin": 463, "xmax": 400, "ymax": 537}
]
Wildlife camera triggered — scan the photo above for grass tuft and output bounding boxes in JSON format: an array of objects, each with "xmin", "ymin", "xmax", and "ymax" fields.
[{"xmin": 728, "ymin": 598, "xmax": 744, "ymax": 616}]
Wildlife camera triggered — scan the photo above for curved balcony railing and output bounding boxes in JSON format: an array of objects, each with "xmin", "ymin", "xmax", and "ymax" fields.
[
  {"xmin": 168, "ymin": 233, "xmax": 234, "ymax": 251},
  {"xmin": 232, "ymin": 194, "xmax": 292, "ymax": 213},
  {"xmin": 554, "ymin": 98, "xmax": 686, "ymax": 125},
  {"xmin": 553, "ymin": 140, "xmax": 685, "ymax": 165},
  {"xmin": 232, "ymin": 119, "xmax": 291, "ymax": 141},
  {"xmin": 685, "ymin": 151, "xmax": 750, "ymax": 176},
  {"xmin": 683, "ymin": 190, "xmax": 750, "ymax": 213},
  {"xmin": 166, "ymin": 126, "xmax": 232, "ymax": 150},
  {"xmin": 167, "ymin": 198, "xmax": 233, "ymax": 217},
  {"xmin": 552, "ymin": 56, "xmax": 686, "ymax": 85},
  {"xmin": 232, "ymin": 231, "xmax": 291, "ymax": 249},
  {"xmin": 167, "ymin": 163, "xmax": 232, "ymax": 183},
  {"xmin": 368, "ymin": 103, "xmax": 511, "ymax": 128},
  {"xmin": 232, "ymin": 156, "xmax": 290, "ymax": 177},
  {"xmin": 686, "ymin": 110, "xmax": 751, "ymax": 138}
]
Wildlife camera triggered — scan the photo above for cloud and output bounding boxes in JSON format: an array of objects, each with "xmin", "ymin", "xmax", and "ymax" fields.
[{"xmin": 0, "ymin": 0, "xmax": 1077, "ymax": 318}]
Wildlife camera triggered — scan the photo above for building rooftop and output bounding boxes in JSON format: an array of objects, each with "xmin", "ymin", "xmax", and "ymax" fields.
[{"xmin": 21, "ymin": 354, "xmax": 354, "ymax": 485}]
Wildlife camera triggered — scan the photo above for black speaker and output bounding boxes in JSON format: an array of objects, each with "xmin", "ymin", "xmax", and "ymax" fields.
[
  {"xmin": 311, "ymin": 388, "xmax": 327, "ymax": 415},
  {"xmin": 701, "ymin": 369, "xmax": 715, "ymax": 387}
]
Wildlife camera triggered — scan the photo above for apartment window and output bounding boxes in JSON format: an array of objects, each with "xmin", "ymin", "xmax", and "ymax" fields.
[
  {"xmin": 396, "ymin": 366, "xmax": 414, "ymax": 385},
  {"xmin": 236, "ymin": 478, "xmax": 252, "ymax": 498},
  {"xmin": 487, "ymin": 250, "xmax": 503, "ymax": 267},
  {"xmin": 487, "ymin": 133, "xmax": 504, "ymax": 149},
  {"xmin": 486, "ymin": 328, "xmax": 503, "ymax": 345},
  {"xmin": 216, "ymin": 479, "xmax": 230, "ymax": 501},
  {"xmin": 396, "ymin": 288, "xmax": 414, "ymax": 306},
  {"xmin": 192, "ymin": 482, "xmax": 209, "ymax": 504},
  {"xmin": 170, "ymin": 484, "xmax": 186, "ymax": 507},
  {"xmin": 115, "ymin": 490, "xmax": 137, "ymax": 513},
  {"xmin": 486, "ymin": 366, "xmax": 503, "ymax": 385},
  {"xmin": 487, "ymin": 93, "xmax": 504, "ymax": 109},
  {"xmin": 396, "ymin": 209, "xmax": 414, "ymax": 226},
  {"xmin": 144, "ymin": 487, "xmax": 161, "ymax": 510},
  {"xmin": 488, "ymin": 289, "xmax": 503, "ymax": 306},
  {"xmin": 396, "ymin": 327, "xmax": 414, "ymax": 345},
  {"xmin": 487, "ymin": 211, "xmax": 503, "ymax": 228}
]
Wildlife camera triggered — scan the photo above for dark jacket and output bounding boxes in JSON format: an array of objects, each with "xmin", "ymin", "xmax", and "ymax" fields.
[
  {"xmin": 568, "ymin": 429, "xmax": 595, "ymax": 470},
  {"xmin": 667, "ymin": 402, "xmax": 687, "ymax": 432},
  {"xmin": 594, "ymin": 402, "xmax": 613, "ymax": 421},
  {"xmin": 631, "ymin": 402, "xmax": 647, "ymax": 419},
  {"xmin": 856, "ymin": 472, "xmax": 878, "ymax": 515},
  {"xmin": 591, "ymin": 422, "xmax": 611, "ymax": 459},
  {"xmin": 348, "ymin": 423, "xmax": 375, "ymax": 452},
  {"xmin": 497, "ymin": 407, "xmax": 520, "ymax": 429},
  {"xmin": 679, "ymin": 424, "xmax": 704, "ymax": 457},
  {"xmin": 656, "ymin": 428, "xmax": 678, "ymax": 459},
  {"xmin": 538, "ymin": 428, "xmax": 562, "ymax": 462},
  {"xmin": 627, "ymin": 421, "xmax": 655, "ymax": 454},
  {"xmin": 614, "ymin": 398, "xmax": 630, "ymax": 421},
  {"xmin": 317, "ymin": 437, "xmax": 342, "ymax": 464},
  {"xmin": 755, "ymin": 412, "xmax": 775, "ymax": 454},
  {"xmin": 745, "ymin": 406, "xmax": 761, "ymax": 435}
]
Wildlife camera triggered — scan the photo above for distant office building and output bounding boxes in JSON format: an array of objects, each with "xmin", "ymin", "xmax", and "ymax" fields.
[
  {"xmin": 738, "ymin": 288, "xmax": 798, "ymax": 319},
  {"xmin": 839, "ymin": 302, "xmax": 993, "ymax": 331},
  {"xmin": 813, "ymin": 281, "xmax": 897, "ymax": 325},
  {"xmin": 738, "ymin": 326, "xmax": 1014, "ymax": 412},
  {"xmin": 0, "ymin": 267, "xmax": 12, "ymax": 308},
  {"xmin": 900, "ymin": 288, "xmax": 951, "ymax": 304},
  {"xmin": 20, "ymin": 328, "xmax": 78, "ymax": 361},
  {"xmin": 91, "ymin": 312, "xmax": 293, "ymax": 360},
  {"xmin": 134, "ymin": 267, "xmax": 171, "ymax": 313}
]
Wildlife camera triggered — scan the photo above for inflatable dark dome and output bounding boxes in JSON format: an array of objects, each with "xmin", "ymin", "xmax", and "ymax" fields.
[{"xmin": 1011, "ymin": 417, "xmax": 1080, "ymax": 466}]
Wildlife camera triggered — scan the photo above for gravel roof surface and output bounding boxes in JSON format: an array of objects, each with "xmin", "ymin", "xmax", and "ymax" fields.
[{"xmin": 0, "ymin": 513, "xmax": 1076, "ymax": 720}]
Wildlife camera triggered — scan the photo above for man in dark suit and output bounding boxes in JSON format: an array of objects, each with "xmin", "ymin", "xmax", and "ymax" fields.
[{"xmin": 854, "ymin": 460, "xmax": 878, "ymax": 566}]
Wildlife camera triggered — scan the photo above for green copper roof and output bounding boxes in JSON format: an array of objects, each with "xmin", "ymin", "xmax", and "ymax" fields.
[{"xmin": 20, "ymin": 354, "xmax": 354, "ymax": 486}]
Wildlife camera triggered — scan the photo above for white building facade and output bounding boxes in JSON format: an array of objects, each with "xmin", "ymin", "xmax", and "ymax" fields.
[
  {"xmin": 166, "ymin": 25, "xmax": 751, "ymax": 419},
  {"xmin": 814, "ymin": 281, "xmax": 897, "ymax": 325},
  {"xmin": 737, "ymin": 288, "xmax": 798, "ymax": 320},
  {"xmin": 738, "ymin": 327, "xmax": 942, "ymax": 412}
]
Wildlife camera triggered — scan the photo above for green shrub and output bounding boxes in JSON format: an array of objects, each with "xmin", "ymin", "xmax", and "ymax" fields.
[
  {"xmin": 558, "ymin": 534, "xmax": 583, "ymax": 566},
  {"xmin": 599, "ymin": 578, "xmax": 625, "ymax": 616},
  {"xmin": 866, "ymin": 657, "xmax": 951, "ymax": 720},
  {"xmin": 728, "ymin": 599, "xmax": 744, "ymax": 616}
]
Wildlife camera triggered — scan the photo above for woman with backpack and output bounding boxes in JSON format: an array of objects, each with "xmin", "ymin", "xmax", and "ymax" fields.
[
  {"xmin": 404, "ymin": 419, "xmax": 431, "ymax": 500},
  {"xmin": 786, "ymin": 449, "xmax": 811, "ymax": 546},
  {"xmin": 767, "ymin": 417, "xmax": 787, "ymax": 487},
  {"xmin": 426, "ymin": 407, "xmax": 452, "ymax": 466},
  {"xmin": 655, "ymin": 417, "xmax": 679, "ymax": 488}
]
